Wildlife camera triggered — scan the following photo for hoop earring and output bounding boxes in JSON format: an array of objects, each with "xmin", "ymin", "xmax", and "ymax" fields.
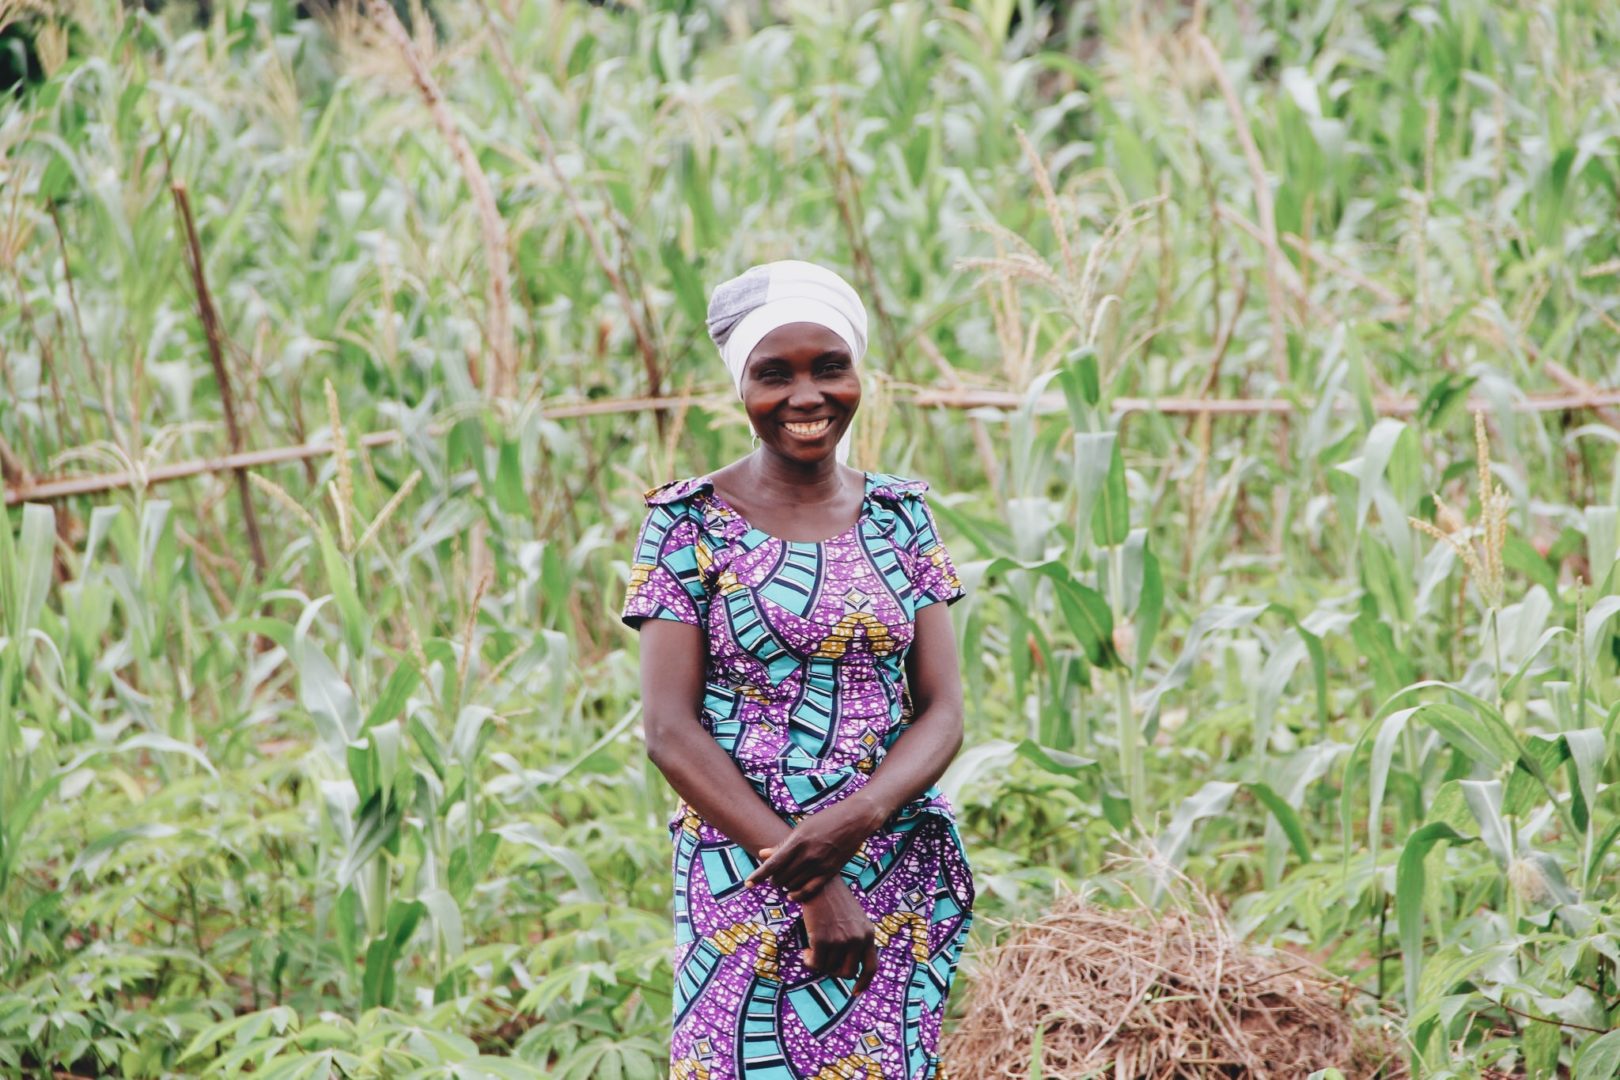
[{"xmin": 750, "ymin": 432, "xmax": 761, "ymax": 449}]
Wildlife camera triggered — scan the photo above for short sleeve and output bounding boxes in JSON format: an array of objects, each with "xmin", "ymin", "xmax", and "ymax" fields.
[
  {"xmin": 621, "ymin": 502, "xmax": 710, "ymax": 630},
  {"xmin": 907, "ymin": 493, "xmax": 966, "ymax": 611}
]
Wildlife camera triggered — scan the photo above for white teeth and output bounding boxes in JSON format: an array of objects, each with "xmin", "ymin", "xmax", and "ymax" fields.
[{"xmin": 784, "ymin": 419, "xmax": 831, "ymax": 436}]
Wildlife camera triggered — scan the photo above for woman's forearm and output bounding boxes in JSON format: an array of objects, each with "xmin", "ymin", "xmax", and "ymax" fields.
[
  {"xmin": 647, "ymin": 716, "xmax": 793, "ymax": 858},
  {"xmin": 835, "ymin": 706, "xmax": 963, "ymax": 834}
]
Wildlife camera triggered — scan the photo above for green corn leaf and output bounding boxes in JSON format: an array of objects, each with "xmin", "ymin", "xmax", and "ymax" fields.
[
  {"xmin": 1459, "ymin": 780, "xmax": 1510, "ymax": 869},
  {"xmin": 319, "ymin": 528, "xmax": 367, "ymax": 663},
  {"xmin": 494, "ymin": 437, "xmax": 529, "ymax": 516},
  {"xmin": 3, "ymin": 505, "xmax": 56, "ymax": 641},
  {"xmin": 1415, "ymin": 701, "xmax": 1518, "ymax": 772},
  {"xmin": 1069, "ymin": 432, "xmax": 1116, "ymax": 553},
  {"xmin": 1396, "ymin": 822, "xmax": 1477, "ymax": 1013},
  {"xmin": 1583, "ymin": 595, "xmax": 1620, "ymax": 664},
  {"xmin": 294, "ymin": 633, "xmax": 361, "ymax": 756},
  {"xmin": 364, "ymin": 662, "xmax": 422, "ymax": 733},
  {"xmin": 1245, "ymin": 782, "xmax": 1312, "ymax": 862},
  {"xmin": 1135, "ymin": 541, "xmax": 1163, "ymax": 670},
  {"xmin": 1155, "ymin": 781, "xmax": 1238, "ymax": 875},
  {"xmin": 1563, "ymin": 728, "xmax": 1605, "ymax": 834},
  {"xmin": 1090, "ymin": 438, "xmax": 1129, "ymax": 548},
  {"xmin": 409, "ymin": 713, "xmax": 448, "ymax": 784},
  {"xmin": 337, "ymin": 791, "xmax": 402, "ymax": 887},
  {"xmin": 1365, "ymin": 707, "xmax": 1417, "ymax": 878}
]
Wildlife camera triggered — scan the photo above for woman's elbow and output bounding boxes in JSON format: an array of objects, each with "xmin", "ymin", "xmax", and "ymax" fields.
[
  {"xmin": 943, "ymin": 712, "xmax": 965, "ymax": 758},
  {"xmin": 918, "ymin": 702, "xmax": 965, "ymax": 757},
  {"xmin": 643, "ymin": 712, "xmax": 688, "ymax": 771}
]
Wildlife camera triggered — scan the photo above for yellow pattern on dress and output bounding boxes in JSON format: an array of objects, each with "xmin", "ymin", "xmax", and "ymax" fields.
[
  {"xmin": 872, "ymin": 910, "xmax": 931, "ymax": 962},
  {"xmin": 924, "ymin": 544, "xmax": 961, "ymax": 592},
  {"xmin": 709, "ymin": 920, "xmax": 780, "ymax": 979},
  {"xmin": 812, "ymin": 612, "xmax": 895, "ymax": 658},
  {"xmin": 806, "ymin": 1054, "xmax": 882, "ymax": 1078}
]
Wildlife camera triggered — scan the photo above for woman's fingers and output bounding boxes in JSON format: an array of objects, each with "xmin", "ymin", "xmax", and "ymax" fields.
[
  {"xmin": 744, "ymin": 847, "xmax": 779, "ymax": 887},
  {"xmin": 788, "ymin": 872, "xmax": 836, "ymax": 903},
  {"xmin": 854, "ymin": 940, "xmax": 879, "ymax": 994}
]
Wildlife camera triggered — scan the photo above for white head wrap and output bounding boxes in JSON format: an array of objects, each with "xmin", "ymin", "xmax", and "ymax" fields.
[{"xmin": 706, "ymin": 260, "xmax": 868, "ymax": 463}]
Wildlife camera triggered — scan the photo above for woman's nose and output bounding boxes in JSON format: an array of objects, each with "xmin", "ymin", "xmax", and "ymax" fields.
[{"xmin": 787, "ymin": 375, "xmax": 823, "ymax": 407}]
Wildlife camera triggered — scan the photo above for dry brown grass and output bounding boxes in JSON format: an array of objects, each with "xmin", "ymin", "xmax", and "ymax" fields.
[{"xmin": 944, "ymin": 886, "xmax": 1407, "ymax": 1079}]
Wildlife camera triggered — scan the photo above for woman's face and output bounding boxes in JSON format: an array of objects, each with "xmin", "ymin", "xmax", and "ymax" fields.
[{"xmin": 740, "ymin": 322, "xmax": 861, "ymax": 466}]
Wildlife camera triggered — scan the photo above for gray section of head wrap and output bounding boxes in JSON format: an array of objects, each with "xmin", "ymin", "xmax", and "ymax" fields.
[{"xmin": 705, "ymin": 265, "xmax": 772, "ymax": 350}]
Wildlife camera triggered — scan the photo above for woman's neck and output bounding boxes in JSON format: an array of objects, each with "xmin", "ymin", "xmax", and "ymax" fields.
[{"xmin": 746, "ymin": 449, "xmax": 851, "ymax": 502}]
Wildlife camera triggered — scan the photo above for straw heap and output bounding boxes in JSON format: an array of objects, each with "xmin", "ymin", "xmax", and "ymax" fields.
[{"xmin": 943, "ymin": 891, "xmax": 1407, "ymax": 1079}]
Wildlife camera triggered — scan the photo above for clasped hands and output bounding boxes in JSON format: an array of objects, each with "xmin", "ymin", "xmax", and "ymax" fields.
[
  {"xmin": 744, "ymin": 800, "xmax": 876, "ymax": 902},
  {"xmin": 745, "ymin": 801, "xmax": 884, "ymax": 991}
]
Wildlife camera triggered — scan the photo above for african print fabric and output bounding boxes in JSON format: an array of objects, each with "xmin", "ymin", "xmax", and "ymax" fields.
[{"xmin": 622, "ymin": 472, "xmax": 975, "ymax": 1080}]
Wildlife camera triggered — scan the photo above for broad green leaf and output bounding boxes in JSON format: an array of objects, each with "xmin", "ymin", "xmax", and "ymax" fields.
[
  {"xmin": 1522, "ymin": 1005, "xmax": 1561, "ymax": 1079},
  {"xmin": 1415, "ymin": 701, "xmax": 1518, "ymax": 772},
  {"xmin": 114, "ymin": 732, "xmax": 217, "ymax": 778},
  {"xmin": 338, "ymin": 792, "xmax": 401, "ymax": 886},
  {"xmin": 1070, "ymin": 432, "xmax": 1115, "ymax": 546},
  {"xmin": 294, "ymin": 634, "xmax": 360, "ymax": 755},
  {"xmin": 1459, "ymin": 780, "xmax": 1509, "ymax": 869},
  {"xmin": 1583, "ymin": 595, "xmax": 1620, "ymax": 664},
  {"xmin": 1337, "ymin": 418, "xmax": 1408, "ymax": 530},
  {"xmin": 495, "ymin": 822, "xmax": 602, "ymax": 901},
  {"xmin": 1155, "ymin": 781, "xmax": 1238, "ymax": 873},
  {"xmin": 1366, "ymin": 707, "xmax": 1418, "ymax": 876},
  {"xmin": 319, "ymin": 528, "xmax": 367, "ymax": 663},
  {"xmin": 1135, "ymin": 541, "xmax": 1163, "ymax": 669},
  {"xmin": 1396, "ymin": 822, "xmax": 1476, "ymax": 1013},
  {"xmin": 69, "ymin": 823, "xmax": 180, "ymax": 881},
  {"xmin": 1090, "ymin": 437, "xmax": 1128, "ymax": 547},
  {"xmin": 1584, "ymin": 505, "xmax": 1618, "ymax": 581},
  {"xmin": 494, "ymin": 437, "xmax": 529, "ymax": 516},
  {"xmin": 452, "ymin": 705, "xmax": 495, "ymax": 764},
  {"xmin": 1245, "ymin": 782, "xmax": 1312, "ymax": 862},
  {"xmin": 364, "ymin": 662, "xmax": 422, "ymax": 733},
  {"xmin": 3, "ymin": 504, "xmax": 56, "ymax": 640},
  {"xmin": 1563, "ymin": 728, "xmax": 1605, "ymax": 833},
  {"xmin": 1575, "ymin": 1029, "xmax": 1620, "ymax": 1080}
]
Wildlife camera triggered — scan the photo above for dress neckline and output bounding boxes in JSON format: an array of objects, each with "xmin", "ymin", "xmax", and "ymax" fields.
[{"xmin": 703, "ymin": 470, "xmax": 873, "ymax": 546}]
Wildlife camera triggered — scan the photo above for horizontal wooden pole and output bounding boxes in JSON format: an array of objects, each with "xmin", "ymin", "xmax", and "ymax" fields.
[{"xmin": 6, "ymin": 386, "xmax": 1620, "ymax": 506}]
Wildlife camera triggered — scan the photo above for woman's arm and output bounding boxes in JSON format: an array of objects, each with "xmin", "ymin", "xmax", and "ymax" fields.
[
  {"xmin": 638, "ymin": 618, "xmax": 794, "ymax": 858},
  {"xmin": 640, "ymin": 617, "xmax": 881, "ymax": 990},
  {"xmin": 746, "ymin": 601, "xmax": 964, "ymax": 899}
]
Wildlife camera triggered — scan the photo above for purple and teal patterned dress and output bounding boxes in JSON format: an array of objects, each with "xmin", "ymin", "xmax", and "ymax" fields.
[{"xmin": 621, "ymin": 471, "xmax": 975, "ymax": 1080}]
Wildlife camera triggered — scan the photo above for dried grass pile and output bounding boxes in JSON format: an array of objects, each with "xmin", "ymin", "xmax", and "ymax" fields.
[{"xmin": 943, "ymin": 889, "xmax": 1406, "ymax": 1079}]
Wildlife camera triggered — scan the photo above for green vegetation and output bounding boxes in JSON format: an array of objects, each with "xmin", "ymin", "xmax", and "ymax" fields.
[{"xmin": 3, "ymin": 0, "xmax": 1620, "ymax": 1075}]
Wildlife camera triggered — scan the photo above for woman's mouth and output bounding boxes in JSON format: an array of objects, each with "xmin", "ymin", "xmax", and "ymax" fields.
[{"xmin": 782, "ymin": 418, "xmax": 832, "ymax": 438}]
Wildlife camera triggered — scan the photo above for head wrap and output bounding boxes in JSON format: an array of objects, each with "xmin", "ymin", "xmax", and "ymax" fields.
[{"xmin": 705, "ymin": 260, "xmax": 868, "ymax": 464}]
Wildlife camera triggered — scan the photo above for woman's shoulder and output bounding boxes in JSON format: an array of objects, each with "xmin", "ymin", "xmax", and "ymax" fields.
[
  {"xmin": 865, "ymin": 471, "xmax": 933, "ymax": 504},
  {"xmin": 640, "ymin": 475, "xmax": 714, "ymax": 508}
]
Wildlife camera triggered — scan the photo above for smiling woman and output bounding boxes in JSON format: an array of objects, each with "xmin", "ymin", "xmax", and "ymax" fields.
[{"xmin": 621, "ymin": 261, "xmax": 975, "ymax": 1079}]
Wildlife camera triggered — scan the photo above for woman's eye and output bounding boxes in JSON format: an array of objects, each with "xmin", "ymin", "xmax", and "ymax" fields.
[{"xmin": 816, "ymin": 360, "xmax": 849, "ymax": 376}]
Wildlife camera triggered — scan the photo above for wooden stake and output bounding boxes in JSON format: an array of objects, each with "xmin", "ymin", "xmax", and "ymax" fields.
[
  {"xmin": 171, "ymin": 181, "xmax": 267, "ymax": 577},
  {"xmin": 8, "ymin": 386, "xmax": 1620, "ymax": 507}
]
